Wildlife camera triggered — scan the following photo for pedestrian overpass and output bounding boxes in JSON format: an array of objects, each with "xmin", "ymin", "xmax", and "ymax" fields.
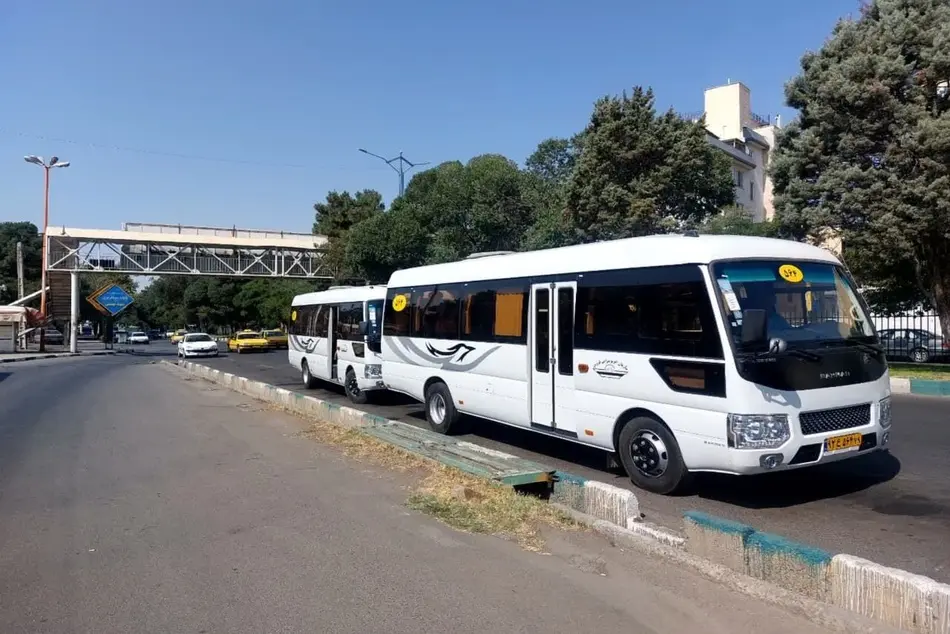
[{"xmin": 42, "ymin": 222, "xmax": 330, "ymax": 352}]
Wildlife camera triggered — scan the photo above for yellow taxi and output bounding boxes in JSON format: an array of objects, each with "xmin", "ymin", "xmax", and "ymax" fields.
[
  {"xmin": 170, "ymin": 329, "xmax": 188, "ymax": 343},
  {"xmin": 227, "ymin": 330, "xmax": 272, "ymax": 354},
  {"xmin": 262, "ymin": 328, "xmax": 288, "ymax": 349}
]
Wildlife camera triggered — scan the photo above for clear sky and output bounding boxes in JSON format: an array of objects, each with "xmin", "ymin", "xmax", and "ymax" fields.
[{"xmin": 1, "ymin": 0, "xmax": 861, "ymax": 235}]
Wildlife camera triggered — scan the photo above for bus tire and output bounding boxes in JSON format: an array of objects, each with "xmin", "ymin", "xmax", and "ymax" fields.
[
  {"xmin": 617, "ymin": 416, "xmax": 689, "ymax": 495},
  {"xmin": 345, "ymin": 368, "xmax": 368, "ymax": 405},
  {"xmin": 424, "ymin": 381, "xmax": 461, "ymax": 435},
  {"xmin": 301, "ymin": 360, "xmax": 318, "ymax": 389}
]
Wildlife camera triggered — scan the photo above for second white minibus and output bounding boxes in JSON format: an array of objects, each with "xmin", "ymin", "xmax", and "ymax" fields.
[
  {"xmin": 289, "ymin": 285, "xmax": 387, "ymax": 404},
  {"xmin": 380, "ymin": 234, "xmax": 892, "ymax": 494}
]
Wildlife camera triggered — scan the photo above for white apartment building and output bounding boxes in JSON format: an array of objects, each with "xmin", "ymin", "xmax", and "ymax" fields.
[{"xmin": 687, "ymin": 81, "xmax": 781, "ymax": 222}]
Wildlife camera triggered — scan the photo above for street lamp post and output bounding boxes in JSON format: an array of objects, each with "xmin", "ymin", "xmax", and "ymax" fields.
[
  {"xmin": 358, "ymin": 148, "xmax": 429, "ymax": 198},
  {"xmin": 24, "ymin": 155, "xmax": 70, "ymax": 352}
]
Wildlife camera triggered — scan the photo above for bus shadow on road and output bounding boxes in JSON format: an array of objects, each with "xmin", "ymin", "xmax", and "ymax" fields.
[
  {"xmin": 690, "ymin": 451, "xmax": 902, "ymax": 509},
  {"xmin": 450, "ymin": 415, "xmax": 902, "ymax": 509}
]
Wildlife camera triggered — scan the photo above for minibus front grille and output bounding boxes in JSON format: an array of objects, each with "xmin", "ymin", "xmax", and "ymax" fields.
[{"xmin": 799, "ymin": 404, "xmax": 871, "ymax": 436}]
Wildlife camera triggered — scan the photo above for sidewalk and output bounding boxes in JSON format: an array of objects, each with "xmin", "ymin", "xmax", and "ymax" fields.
[{"xmin": 0, "ymin": 350, "xmax": 116, "ymax": 364}]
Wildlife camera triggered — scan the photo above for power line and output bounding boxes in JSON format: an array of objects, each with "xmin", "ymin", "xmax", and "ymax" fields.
[{"xmin": 1, "ymin": 128, "xmax": 312, "ymax": 169}]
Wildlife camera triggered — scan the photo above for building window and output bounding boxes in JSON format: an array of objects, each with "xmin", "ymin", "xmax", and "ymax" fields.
[
  {"xmin": 750, "ymin": 181, "xmax": 755, "ymax": 200},
  {"xmin": 736, "ymin": 171, "xmax": 744, "ymax": 188}
]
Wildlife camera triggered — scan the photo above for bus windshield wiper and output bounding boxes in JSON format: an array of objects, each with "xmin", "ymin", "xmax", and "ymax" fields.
[
  {"xmin": 819, "ymin": 339, "xmax": 882, "ymax": 355},
  {"xmin": 783, "ymin": 348, "xmax": 822, "ymax": 362}
]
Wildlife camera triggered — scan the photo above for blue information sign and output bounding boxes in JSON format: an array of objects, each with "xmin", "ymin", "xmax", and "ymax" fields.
[{"xmin": 96, "ymin": 284, "xmax": 134, "ymax": 316}]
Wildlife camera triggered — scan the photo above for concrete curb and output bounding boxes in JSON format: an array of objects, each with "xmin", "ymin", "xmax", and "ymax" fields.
[
  {"xmin": 0, "ymin": 351, "xmax": 116, "ymax": 364},
  {"xmin": 890, "ymin": 376, "xmax": 950, "ymax": 397},
  {"xmin": 164, "ymin": 358, "xmax": 949, "ymax": 633}
]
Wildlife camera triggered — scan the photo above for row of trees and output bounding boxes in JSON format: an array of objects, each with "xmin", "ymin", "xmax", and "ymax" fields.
[{"xmin": 4, "ymin": 1, "xmax": 947, "ymax": 336}]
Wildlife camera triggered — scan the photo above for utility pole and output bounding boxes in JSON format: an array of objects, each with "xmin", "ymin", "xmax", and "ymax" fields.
[
  {"xmin": 358, "ymin": 148, "xmax": 430, "ymax": 198},
  {"xmin": 16, "ymin": 241, "xmax": 24, "ymax": 299}
]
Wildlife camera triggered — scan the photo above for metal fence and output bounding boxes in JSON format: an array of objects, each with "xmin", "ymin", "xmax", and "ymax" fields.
[{"xmin": 869, "ymin": 310, "xmax": 944, "ymax": 337}]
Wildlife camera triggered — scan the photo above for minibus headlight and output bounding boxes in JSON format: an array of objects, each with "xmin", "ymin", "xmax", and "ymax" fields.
[
  {"xmin": 878, "ymin": 396, "xmax": 892, "ymax": 429},
  {"xmin": 364, "ymin": 364, "xmax": 382, "ymax": 379},
  {"xmin": 727, "ymin": 414, "xmax": 790, "ymax": 449}
]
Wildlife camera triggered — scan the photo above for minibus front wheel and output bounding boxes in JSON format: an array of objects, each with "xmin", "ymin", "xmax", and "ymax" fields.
[{"xmin": 617, "ymin": 416, "xmax": 689, "ymax": 495}]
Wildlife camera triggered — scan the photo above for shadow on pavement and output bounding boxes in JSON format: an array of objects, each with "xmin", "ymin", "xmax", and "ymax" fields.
[
  {"xmin": 690, "ymin": 450, "xmax": 902, "ymax": 509},
  {"xmin": 457, "ymin": 414, "xmax": 901, "ymax": 508},
  {"xmin": 0, "ymin": 372, "xmax": 10, "ymax": 384}
]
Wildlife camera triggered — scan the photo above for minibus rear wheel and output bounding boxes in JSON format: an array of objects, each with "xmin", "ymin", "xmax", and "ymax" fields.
[{"xmin": 617, "ymin": 416, "xmax": 689, "ymax": 495}]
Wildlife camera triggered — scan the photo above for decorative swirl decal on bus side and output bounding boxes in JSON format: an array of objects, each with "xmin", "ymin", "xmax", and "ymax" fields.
[
  {"xmin": 388, "ymin": 338, "xmax": 501, "ymax": 372},
  {"xmin": 290, "ymin": 335, "xmax": 320, "ymax": 354},
  {"xmin": 425, "ymin": 342, "xmax": 476, "ymax": 362}
]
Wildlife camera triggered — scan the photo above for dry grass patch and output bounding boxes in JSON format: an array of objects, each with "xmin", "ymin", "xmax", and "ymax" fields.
[{"xmin": 298, "ymin": 419, "xmax": 578, "ymax": 550}]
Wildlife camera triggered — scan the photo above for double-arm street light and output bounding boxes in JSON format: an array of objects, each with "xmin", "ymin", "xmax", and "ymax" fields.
[
  {"xmin": 24, "ymin": 155, "xmax": 70, "ymax": 352},
  {"xmin": 358, "ymin": 148, "xmax": 429, "ymax": 198}
]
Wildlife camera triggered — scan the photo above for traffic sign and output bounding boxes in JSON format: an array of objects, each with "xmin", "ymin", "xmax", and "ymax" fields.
[
  {"xmin": 91, "ymin": 284, "xmax": 134, "ymax": 316},
  {"xmin": 86, "ymin": 284, "xmax": 110, "ymax": 315}
]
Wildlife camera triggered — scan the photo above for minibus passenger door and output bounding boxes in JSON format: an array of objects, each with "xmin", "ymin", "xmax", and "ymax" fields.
[
  {"xmin": 329, "ymin": 306, "xmax": 338, "ymax": 380},
  {"xmin": 530, "ymin": 284, "xmax": 554, "ymax": 427},
  {"xmin": 551, "ymin": 282, "xmax": 577, "ymax": 436}
]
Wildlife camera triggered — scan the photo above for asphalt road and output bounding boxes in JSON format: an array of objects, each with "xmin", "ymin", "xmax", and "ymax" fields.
[
  {"xmin": 0, "ymin": 355, "xmax": 844, "ymax": 634},
  {"xmin": 165, "ymin": 342, "xmax": 950, "ymax": 585}
]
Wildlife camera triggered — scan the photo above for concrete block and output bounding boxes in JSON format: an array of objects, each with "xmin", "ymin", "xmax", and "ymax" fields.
[
  {"xmin": 582, "ymin": 480, "xmax": 640, "ymax": 529},
  {"xmin": 745, "ymin": 530, "xmax": 831, "ymax": 600},
  {"xmin": 551, "ymin": 472, "xmax": 588, "ymax": 512},
  {"xmin": 890, "ymin": 377, "xmax": 911, "ymax": 394},
  {"xmin": 831, "ymin": 554, "xmax": 950, "ymax": 634},
  {"xmin": 683, "ymin": 511, "xmax": 754, "ymax": 573}
]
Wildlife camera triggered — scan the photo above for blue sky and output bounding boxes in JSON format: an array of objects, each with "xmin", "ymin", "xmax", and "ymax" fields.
[{"xmin": 1, "ymin": 0, "xmax": 861, "ymax": 234}]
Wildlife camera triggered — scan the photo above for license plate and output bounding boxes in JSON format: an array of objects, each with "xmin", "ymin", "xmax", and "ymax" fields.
[{"xmin": 824, "ymin": 432, "xmax": 863, "ymax": 454}]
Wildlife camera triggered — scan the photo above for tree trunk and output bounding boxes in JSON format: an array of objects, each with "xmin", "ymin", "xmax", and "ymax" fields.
[{"xmin": 932, "ymin": 278, "xmax": 950, "ymax": 342}]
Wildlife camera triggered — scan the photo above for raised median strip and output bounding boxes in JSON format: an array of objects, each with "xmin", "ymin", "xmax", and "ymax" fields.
[
  {"xmin": 0, "ymin": 350, "xmax": 116, "ymax": 364},
  {"xmin": 164, "ymin": 358, "xmax": 949, "ymax": 633},
  {"xmin": 890, "ymin": 376, "xmax": 950, "ymax": 397}
]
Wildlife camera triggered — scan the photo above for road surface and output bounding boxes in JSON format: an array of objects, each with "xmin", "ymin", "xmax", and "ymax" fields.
[
  {"xmin": 0, "ymin": 355, "xmax": 846, "ymax": 633},
  {"xmin": 174, "ymin": 343, "xmax": 950, "ymax": 584}
]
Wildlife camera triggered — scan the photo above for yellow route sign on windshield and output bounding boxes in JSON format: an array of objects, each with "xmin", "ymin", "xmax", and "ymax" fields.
[
  {"xmin": 391, "ymin": 294, "xmax": 408, "ymax": 312},
  {"xmin": 778, "ymin": 264, "xmax": 804, "ymax": 283}
]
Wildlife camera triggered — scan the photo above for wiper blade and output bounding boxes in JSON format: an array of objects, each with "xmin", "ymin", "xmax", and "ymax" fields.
[
  {"xmin": 820, "ymin": 339, "xmax": 882, "ymax": 355},
  {"xmin": 785, "ymin": 348, "xmax": 822, "ymax": 362}
]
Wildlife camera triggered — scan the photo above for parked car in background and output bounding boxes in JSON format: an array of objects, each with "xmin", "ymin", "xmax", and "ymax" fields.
[
  {"xmin": 227, "ymin": 330, "xmax": 272, "ymax": 354},
  {"xmin": 178, "ymin": 332, "xmax": 219, "ymax": 358},
  {"xmin": 128, "ymin": 331, "xmax": 150, "ymax": 345},
  {"xmin": 43, "ymin": 328, "xmax": 64, "ymax": 345},
  {"xmin": 878, "ymin": 328, "xmax": 949, "ymax": 363},
  {"xmin": 262, "ymin": 328, "xmax": 288, "ymax": 349}
]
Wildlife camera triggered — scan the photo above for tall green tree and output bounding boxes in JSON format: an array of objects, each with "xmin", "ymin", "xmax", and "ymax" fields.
[
  {"xmin": 566, "ymin": 87, "xmax": 735, "ymax": 242},
  {"xmin": 771, "ymin": 0, "xmax": 950, "ymax": 335},
  {"xmin": 525, "ymin": 137, "xmax": 580, "ymax": 186},
  {"xmin": 521, "ymin": 137, "xmax": 584, "ymax": 251},
  {"xmin": 700, "ymin": 205, "xmax": 781, "ymax": 237},
  {"xmin": 0, "ymin": 222, "xmax": 42, "ymax": 303},
  {"xmin": 345, "ymin": 155, "xmax": 540, "ymax": 281},
  {"xmin": 313, "ymin": 190, "xmax": 385, "ymax": 281}
]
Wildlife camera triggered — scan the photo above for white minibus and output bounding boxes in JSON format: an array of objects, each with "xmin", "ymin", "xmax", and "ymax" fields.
[
  {"xmin": 380, "ymin": 234, "xmax": 891, "ymax": 494},
  {"xmin": 289, "ymin": 285, "xmax": 386, "ymax": 404}
]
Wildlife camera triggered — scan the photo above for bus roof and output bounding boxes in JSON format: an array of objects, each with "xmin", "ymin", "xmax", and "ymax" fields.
[
  {"xmin": 292, "ymin": 285, "xmax": 387, "ymax": 306},
  {"xmin": 387, "ymin": 234, "xmax": 840, "ymax": 288}
]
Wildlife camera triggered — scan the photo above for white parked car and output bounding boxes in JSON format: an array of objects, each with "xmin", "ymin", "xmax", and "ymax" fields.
[
  {"xmin": 178, "ymin": 332, "xmax": 219, "ymax": 358},
  {"xmin": 128, "ymin": 331, "xmax": 150, "ymax": 345}
]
